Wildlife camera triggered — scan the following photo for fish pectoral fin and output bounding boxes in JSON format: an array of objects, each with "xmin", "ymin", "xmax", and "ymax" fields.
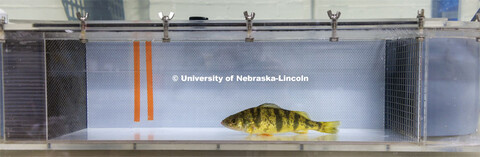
[
  {"xmin": 258, "ymin": 133, "xmax": 273, "ymax": 136},
  {"xmin": 246, "ymin": 125, "xmax": 255, "ymax": 134},
  {"xmin": 294, "ymin": 130, "xmax": 308, "ymax": 134},
  {"xmin": 246, "ymin": 127, "xmax": 253, "ymax": 134},
  {"xmin": 258, "ymin": 103, "xmax": 282, "ymax": 109},
  {"xmin": 293, "ymin": 111, "xmax": 310, "ymax": 119}
]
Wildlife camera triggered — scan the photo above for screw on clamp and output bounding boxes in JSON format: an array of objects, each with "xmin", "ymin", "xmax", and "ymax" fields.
[
  {"xmin": 327, "ymin": 10, "xmax": 341, "ymax": 42},
  {"xmin": 417, "ymin": 9, "xmax": 425, "ymax": 29},
  {"xmin": 76, "ymin": 12, "xmax": 89, "ymax": 43},
  {"xmin": 158, "ymin": 12, "xmax": 175, "ymax": 42},
  {"xmin": 416, "ymin": 9, "xmax": 425, "ymax": 41},
  {"xmin": 244, "ymin": 11, "xmax": 255, "ymax": 42}
]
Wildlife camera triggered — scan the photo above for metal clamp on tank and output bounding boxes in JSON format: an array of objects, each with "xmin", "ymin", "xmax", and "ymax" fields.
[
  {"xmin": 244, "ymin": 11, "xmax": 255, "ymax": 42},
  {"xmin": 159, "ymin": 12, "xmax": 175, "ymax": 42},
  {"xmin": 76, "ymin": 12, "xmax": 89, "ymax": 43},
  {"xmin": 0, "ymin": 17, "xmax": 5, "ymax": 43},
  {"xmin": 416, "ymin": 9, "xmax": 425, "ymax": 41},
  {"xmin": 327, "ymin": 10, "xmax": 341, "ymax": 42},
  {"xmin": 475, "ymin": 13, "xmax": 480, "ymax": 42},
  {"xmin": 0, "ymin": 9, "xmax": 8, "ymax": 43}
]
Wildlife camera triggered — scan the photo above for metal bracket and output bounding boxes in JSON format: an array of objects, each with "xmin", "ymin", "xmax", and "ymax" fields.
[
  {"xmin": 76, "ymin": 12, "xmax": 89, "ymax": 43},
  {"xmin": 475, "ymin": 13, "xmax": 480, "ymax": 42},
  {"xmin": 0, "ymin": 9, "xmax": 7, "ymax": 43},
  {"xmin": 0, "ymin": 16, "xmax": 5, "ymax": 43},
  {"xmin": 244, "ymin": 11, "xmax": 255, "ymax": 42},
  {"xmin": 416, "ymin": 9, "xmax": 425, "ymax": 41},
  {"xmin": 159, "ymin": 12, "xmax": 175, "ymax": 42},
  {"xmin": 327, "ymin": 10, "xmax": 341, "ymax": 42}
]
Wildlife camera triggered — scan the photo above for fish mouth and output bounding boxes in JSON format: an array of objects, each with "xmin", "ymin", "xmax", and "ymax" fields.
[
  {"xmin": 221, "ymin": 119, "xmax": 236, "ymax": 130},
  {"xmin": 221, "ymin": 117, "xmax": 242, "ymax": 131},
  {"xmin": 221, "ymin": 119, "xmax": 228, "ymax": 127}
]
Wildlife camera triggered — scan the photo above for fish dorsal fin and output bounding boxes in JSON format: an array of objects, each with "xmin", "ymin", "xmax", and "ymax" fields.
[
  {"xmin": 294, "ymin": 111, "xmax": 310, "ymax": 119},
  {"xmin": 258, "ymin": 103, "xmax": 282, "ymax": 109}
]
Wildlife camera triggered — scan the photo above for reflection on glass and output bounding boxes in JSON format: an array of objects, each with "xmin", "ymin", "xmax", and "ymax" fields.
[
  {"xmin": 432, "ymin": 0, "xmax": 459, "ymax": 21},
  {"xmin": 62, "ymin": 0, "xmax": 126, "ymax": 20},
  {"xmin": 245, "ymin": 134, "xmax": 338, "ymax": 141}
]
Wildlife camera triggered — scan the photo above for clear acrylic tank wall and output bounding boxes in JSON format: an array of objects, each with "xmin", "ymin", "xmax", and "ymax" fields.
[{"xmin": 0, "ymin": 17, "xmax": 479, "ymax": 152}]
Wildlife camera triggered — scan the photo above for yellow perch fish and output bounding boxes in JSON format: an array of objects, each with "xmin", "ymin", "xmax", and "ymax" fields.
[{"xmin": 221, "ymin": 103, "xmax": 340, "ymax": 136}]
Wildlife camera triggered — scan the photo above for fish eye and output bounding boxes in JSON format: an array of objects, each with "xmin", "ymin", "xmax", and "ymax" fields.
[{"xmin": 231, "ymin": 119, "xmax": 236, "ymax": 123}]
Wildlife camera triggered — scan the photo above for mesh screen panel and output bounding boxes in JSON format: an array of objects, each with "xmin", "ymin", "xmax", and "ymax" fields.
[
  {"xmin": 46, "ymin": 40, "xmax": 87, "ymax": 139},
  {"xmin": 385, "ymin": 38, "xmax": 420, "ymax": 140},
  {"xmin": 2, "ymin": 32, "xmax": 46, "ymax": 140},
  {"xmin": 0, "ymin": 43, "xmax": 3, "ymax": 138},
  {"xmin": 43, "ymin": 40, "xmax": 422, "ymax": 142},
  {"xmin": 86, "ymin": 41, "xmax": 386, "ymax": 129}
]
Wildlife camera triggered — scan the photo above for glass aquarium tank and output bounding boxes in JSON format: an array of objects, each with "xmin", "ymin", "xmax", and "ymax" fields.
[{"xmin": 0, "ymin": 8, "xmax": 479, "ymax": 152}]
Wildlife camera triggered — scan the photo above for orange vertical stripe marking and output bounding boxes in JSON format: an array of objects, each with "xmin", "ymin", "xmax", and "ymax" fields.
[
  {"xmin": 146, "ymin": 41, "xmax": 154, "ymax": 120},
  {"xmin": 134, "ymin": 41, "xmax": 141, "ymax": 122}
]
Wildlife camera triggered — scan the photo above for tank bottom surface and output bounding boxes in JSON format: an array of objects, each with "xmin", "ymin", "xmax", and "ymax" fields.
[
  {"xmin": 51, "ymin": 128, "xmax": 411, "ymax": 142},
  {"xmin": 427, "ymin": 131, "xmax": 480, "ymax": 145},
  {"xmin": 426, "ymin": 116, "xmax": 480, "ymax": 145}
]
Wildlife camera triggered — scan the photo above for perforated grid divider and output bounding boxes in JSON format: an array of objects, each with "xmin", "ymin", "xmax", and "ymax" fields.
[
  {"xmin": 46, "ymin": 40, "xmax": 87, "ymax": 139},
  {"xmin": 385, "ymin": 38, "xmax": 421, "ymax": 141},
  {"xmin": 0, "ymin": 43, "xmax": 3, "ymax": 139},
  {"xmin": 86, "ymin": 41, "xmax": 386, "ymax": 129}
]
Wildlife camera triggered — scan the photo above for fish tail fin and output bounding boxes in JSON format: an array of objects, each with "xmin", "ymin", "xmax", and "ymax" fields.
[{"xmin": 317, "ymin": 121, "xmax": 340, "ymax": 134}]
